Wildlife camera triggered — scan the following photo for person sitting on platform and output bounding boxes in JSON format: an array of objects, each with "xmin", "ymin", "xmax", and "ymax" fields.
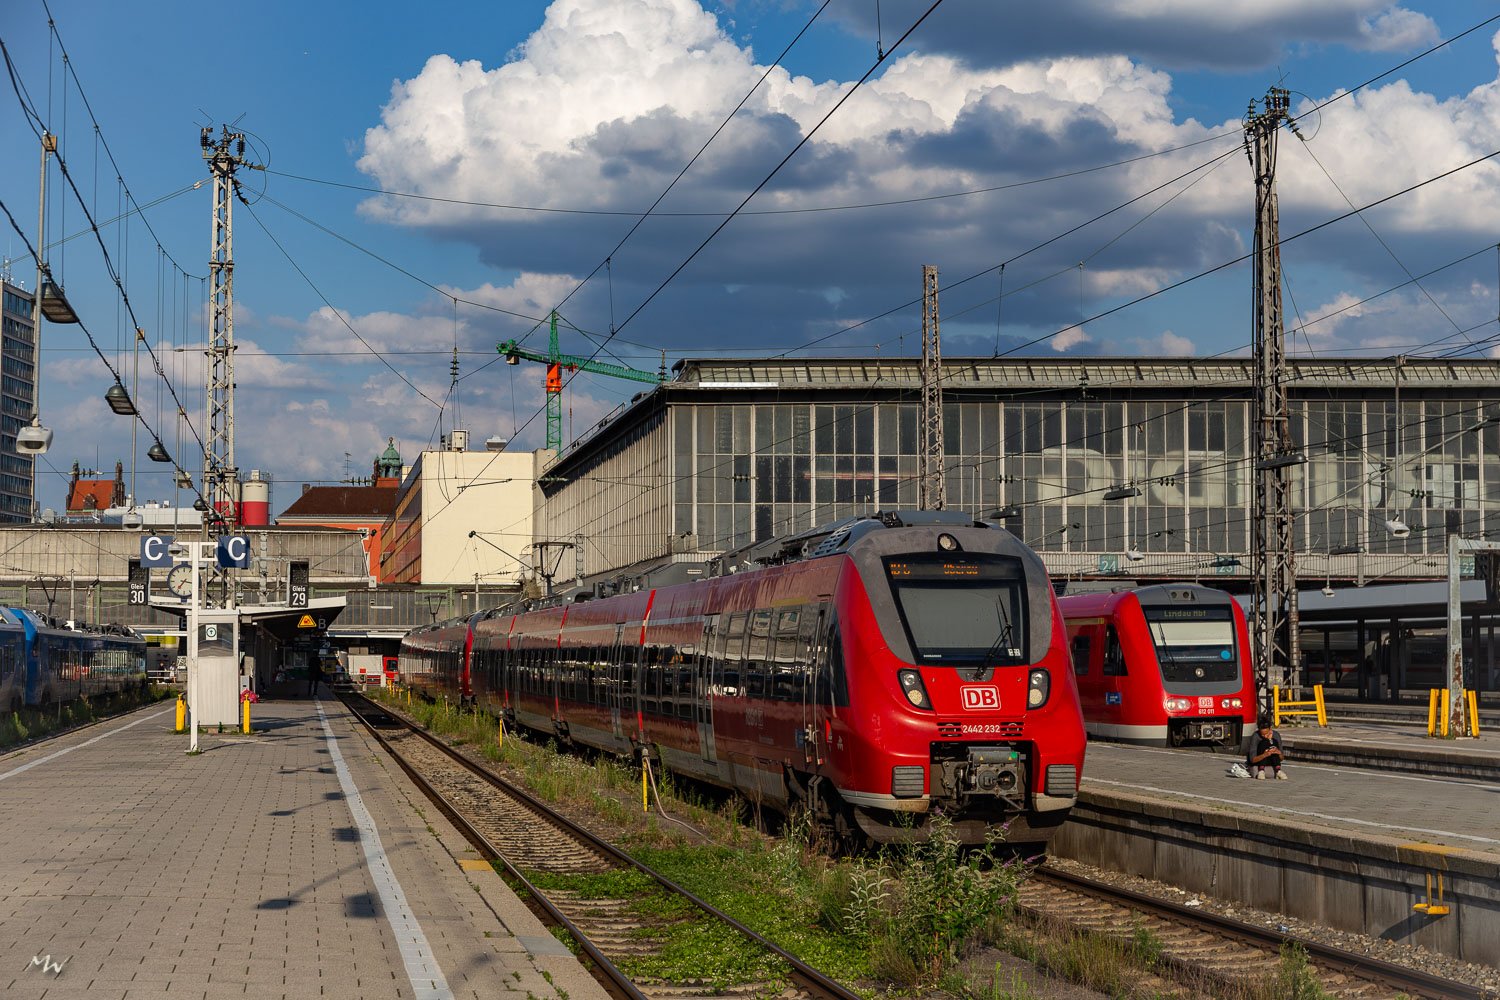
[{"xmin": 1247, "ymin": 718, "xmax": 1287, "ymax": 780}]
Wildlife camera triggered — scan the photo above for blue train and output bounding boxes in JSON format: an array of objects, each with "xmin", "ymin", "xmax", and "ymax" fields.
[{"xmin": 0, "ymin": 609, "xmax": 147, "ymax": 712}]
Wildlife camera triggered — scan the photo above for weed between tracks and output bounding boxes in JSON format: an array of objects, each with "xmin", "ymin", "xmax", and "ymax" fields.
[{"xmin": 379, "ymin": 691, "xmax": 1328, "ymax": 1000}]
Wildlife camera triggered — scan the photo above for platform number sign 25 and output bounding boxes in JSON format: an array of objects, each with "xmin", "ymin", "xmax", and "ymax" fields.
[{"xmin": 288, "ymin": 560, "xmax": 310, "ymax": 609}]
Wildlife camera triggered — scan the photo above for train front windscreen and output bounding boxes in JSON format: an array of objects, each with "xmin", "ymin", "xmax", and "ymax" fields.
[
  {"xmin": 884, "ymin": 554, "xmax": 1029, "ymax": 665},
  {"xmin": 1144, "ymin": 606, "xmax": 1239, "ymax": 683}
]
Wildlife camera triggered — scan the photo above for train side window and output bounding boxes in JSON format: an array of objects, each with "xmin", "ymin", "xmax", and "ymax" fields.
[
  {"xmin": 643, "ymin": 648, "xmax": 661, "ymax": 715},
  {"xmin": 746, "ymin": 609, "xmax": 772, "ymax": 682},
  {"xmin": 1071, "ymin": 635, "xmax": 1092, "ymax": 676},
  {"xmin": 677, "ymin": 668, "xmax": 694, "ymax": 719},
  {"xmin": 817, "ymin": 616, "xmax": 850, "ymax": 708},
  {"xmin": 1103, "ymin": 626, "xmax": 1126, "ymax": 676}
]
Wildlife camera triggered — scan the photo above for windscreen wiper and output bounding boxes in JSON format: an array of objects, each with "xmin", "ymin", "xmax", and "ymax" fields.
[{"xmin": 986, "ymin": 598, "xmax": 1016, "ymax": 665}]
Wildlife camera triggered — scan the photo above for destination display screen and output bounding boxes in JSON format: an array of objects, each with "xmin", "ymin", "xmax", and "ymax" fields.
[
  {"xmin": 886, "ymin": 558, "xmax": 1021, "ymax": 581},
  {"xmin": 1143, "ymin": 607, "xmax": 1237, "ymax": 683},
  {"xmin": 883, "ymin": 555, "xmax": 1029, "ymax": 665},
  {"xmin": 1145, "ymin": 607, "xmax": 1230, "ymax": 621}
]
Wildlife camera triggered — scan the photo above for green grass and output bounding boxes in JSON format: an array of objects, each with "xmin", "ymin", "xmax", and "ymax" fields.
[
  {"xmin": 0, "ymin": 685, "xmax": 172, "ymax": 751},
  {"xmin": 380, "ymin": 689, "xmax": 1031, "ymax": 990},
  {"xmin": 521, "ymin": 865, "xmax": 788, "ymax": 989}
]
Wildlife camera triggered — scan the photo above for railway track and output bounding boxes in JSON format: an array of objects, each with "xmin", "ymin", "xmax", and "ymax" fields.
[
  {"xmin": 339, "ymin": 693, "xmax": 861, "ymax": 1000},
  {"xmin": 1022, "ymin": 867, "xmax": 1491, "ymax": 1000}
]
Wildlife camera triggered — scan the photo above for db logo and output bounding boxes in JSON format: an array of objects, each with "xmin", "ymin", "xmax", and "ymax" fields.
[{"xmin": 960, "ymin": 686, "xmax": 1000, "ymax": 710}]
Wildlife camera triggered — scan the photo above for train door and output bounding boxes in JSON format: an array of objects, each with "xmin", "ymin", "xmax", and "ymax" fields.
[
  {"xmin": 608, "ymin": 622, "xmax": 628, "ymax": 743},
  {"xmin": 696, "ymin": 615, "xmax": 719, "ymax": 764},
  {"xmin": 1101, "ymin": 624, "xmax": 1127, "ymax": 729},
  {"xmin": 799, "ymin": 608, "xmax": 823, "ymax": 766},
  {"xmin": 0, "ymin": 633, "xmax": 16, "ymax": 711}
]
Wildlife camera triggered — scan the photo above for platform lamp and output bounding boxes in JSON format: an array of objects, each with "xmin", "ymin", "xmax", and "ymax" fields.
[
  {"xmin": 104, "ymin": 380, "xmax": 137, "ymax": 415},
  {"xmin": 1103, "ymin": 485, "xmax": 1144, "ymax": 563},
  {"xmin": 17, "ymin": 271, "xmax": 79, "ymax": 496}
]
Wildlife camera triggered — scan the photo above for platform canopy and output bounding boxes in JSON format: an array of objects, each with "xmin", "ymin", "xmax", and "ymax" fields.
[{"xmin": 149, "ymin": 596, "xmax": 347, "ymax": 642}]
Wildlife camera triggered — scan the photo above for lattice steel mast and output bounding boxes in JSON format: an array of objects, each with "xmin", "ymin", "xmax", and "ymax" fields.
[
  {"xmin": 918, "ymin": 264, "xmax": 945, "ymax": 510},
  {"xmin": 202, "ymin": 126, "xmax": 253, "ymax": 531},
  {"xmin": 1246, "ymin": 89, "xmax": 1301, "ymax": 708}
]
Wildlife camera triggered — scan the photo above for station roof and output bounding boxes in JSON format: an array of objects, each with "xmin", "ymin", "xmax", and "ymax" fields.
[
  {"xmin": 149, "ymin": 596, "xmax": 348, "ymax": 643},
  {"xmin": 671, "ymin": 355, "xmax": 1500, "ymax": 390},
  {"xmin": 1267, "ymin": 580, "xmax": 1493, "ymax": 625}
]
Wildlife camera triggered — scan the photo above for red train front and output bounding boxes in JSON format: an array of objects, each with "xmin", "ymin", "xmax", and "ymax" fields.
[
  {"xmin": 1058, "ymin": 584, "xmax": 1256, "ymax": 747},
  {"xmin": 400, "ymin": 510, "xmax": 1086, "ymax": 849}
]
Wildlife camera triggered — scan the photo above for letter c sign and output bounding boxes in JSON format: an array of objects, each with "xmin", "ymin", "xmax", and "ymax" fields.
[
  {"xmin": 216, "ymin": 534, "xmax": 251, "ymax": 569},
  {"xmin": 141, "ymin": 535, "xmax": 174, "ymax": 568}
]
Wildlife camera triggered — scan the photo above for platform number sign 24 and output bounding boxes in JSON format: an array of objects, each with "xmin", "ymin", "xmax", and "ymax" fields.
[{"xmin": 288, "ymin": 560, "xmax": 310, "ymax": 609}]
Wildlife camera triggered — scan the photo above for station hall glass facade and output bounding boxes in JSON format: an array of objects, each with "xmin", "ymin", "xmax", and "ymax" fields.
[{"xmin": 536, "ymin": 358, "xmax": 1500, "ymax": 583}]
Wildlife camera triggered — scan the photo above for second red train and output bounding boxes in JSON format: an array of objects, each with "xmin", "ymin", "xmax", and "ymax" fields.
[{"xmin": 1057, "ymin": 584, "xmax": 1256, "ymax": 747}]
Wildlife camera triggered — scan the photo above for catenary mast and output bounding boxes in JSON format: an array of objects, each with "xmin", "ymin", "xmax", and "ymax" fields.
[
  {"xmin": 1246, "ymin": 89, "xmax": 1301, "ymax": 710},
  {"xmin": 202, "ymin": 126, "xmax": 252, "ymax": 535}
]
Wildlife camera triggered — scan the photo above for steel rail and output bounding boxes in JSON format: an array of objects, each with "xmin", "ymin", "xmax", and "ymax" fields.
[
  {"xmin": 1035, "ymin": 867, "xmax": 1487, "ymax": 1000},
  {"xmin": 340, "ymin": 696, "xmax": 649, "ymax": 1000},
  {"xmin": 341, "ymin": 693, "xmax": 863, "ymax": 1000}
]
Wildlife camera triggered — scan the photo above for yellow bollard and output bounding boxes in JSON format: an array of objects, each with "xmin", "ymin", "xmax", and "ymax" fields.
[
  {"xmin": 1314, "ymin": 684, "xmax": 1327, "ymax": 726},
  {"xmin": 1427, "ymin": 688, "xmax": 1441, "ymax": 736},
  {"xmin": 1467, "ymin": 690, "xmax": 1481, "ymax": 736},
  {"xmin": 175, "ymin": 694, "xmax": 186, "ymax": 732},
  {"xmin": 642, "ymin": 760, "xmax": 649, "ymax": 813},
  {"xmin": 1440, "ymin": 688, "xmax": 1452, "ymax": 737},
  {"xmin": 498, "ymin": 717, "xmax": 505, "ymax": 749},
  {"xmin": 242, "ymin": 698, "xmax": 252, "ymax": 735}
]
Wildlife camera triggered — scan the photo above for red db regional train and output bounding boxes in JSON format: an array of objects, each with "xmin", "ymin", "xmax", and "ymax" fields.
[
  {"xmin": 401, "ymin": 511, "xmax": 1086, "ymax": 848},
  {"xmin": 1057, "ymin": 584, "xmax": 1256, "ymax": 747}
]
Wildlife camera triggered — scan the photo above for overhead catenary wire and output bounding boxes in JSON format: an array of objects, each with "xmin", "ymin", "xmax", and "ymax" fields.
[
  {"xmin": 485, "ymin": 141, "xmax": 1500, "ymax": 488},
  {"xmin": 234, "ymin": 192, "xmax": 444, "ymax": 410},
  {"xmin": 1, "ymin": 57, "xmax": 211, "ymax": 468},
  {"xmin": 0, "ymin": 194, "xmax": 215, "ymax": 515},
  {"xmin": 263, "ymin": 130, "xmax": 1241, "ymax": 222}
]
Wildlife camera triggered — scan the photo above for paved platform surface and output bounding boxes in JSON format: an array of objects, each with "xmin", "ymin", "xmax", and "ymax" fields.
[
  {"xmin": 1279, "ymin": 716, "xmax": 1500, "ymax": 765},
  {"xmin": 1080, "ymin": 736, "xmax": 1500, "ymax": 857},
  {"xmin": 0, "ymin": 697, "xmax": 612, "ymax": 1000}
]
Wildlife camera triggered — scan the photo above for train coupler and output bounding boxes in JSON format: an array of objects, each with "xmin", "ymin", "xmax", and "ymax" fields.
[{"xmin": 935, "ymin": 746, "xmax": 1026, "ymax": 803}]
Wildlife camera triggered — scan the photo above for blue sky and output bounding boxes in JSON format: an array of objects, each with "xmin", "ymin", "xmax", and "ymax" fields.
[{"xmin": 3, "ymin": 0, "xmax": 1500, "ymax": 515}]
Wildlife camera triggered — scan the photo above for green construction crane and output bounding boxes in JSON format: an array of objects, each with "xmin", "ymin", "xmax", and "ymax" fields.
[{"xmin": 499, "ymin": 311, "xmax": 665, "ymax": 451}]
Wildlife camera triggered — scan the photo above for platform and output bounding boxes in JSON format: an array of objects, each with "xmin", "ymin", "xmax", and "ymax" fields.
[
  {"xmin": 1056, "ymin": 737, "xmax": 1500, "ymax": 965},
  {"xmin": 0, "ymin": 698, "xmax": 612, "ymax": 1000},
  {"xmin": 1276, "ymin": 716, "xmax": 1500, "ymax": 780},
  {"xmin": 1080, "ymin": 739, "xmax": 1499, "ymax": 854}
]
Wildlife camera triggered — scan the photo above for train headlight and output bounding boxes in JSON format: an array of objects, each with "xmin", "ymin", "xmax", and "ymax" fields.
[
  {"xmin": 937, "ymin": 533, "xmax": 960, "ymax": 552},
  {"xmin": 1224, "ymin": 697, "xmax": 1243, "ymax": 709},
  {"xmin": 1164, "ymin": 697, "xmax": 1192, "ymax": 713},
  {"xmin": 898, "ymin": 669, "xmax": 931, "ymax": 709},
  {"xmin": 1027, "ymin": 669, "xmax": 1050, "ymax": 709}
]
